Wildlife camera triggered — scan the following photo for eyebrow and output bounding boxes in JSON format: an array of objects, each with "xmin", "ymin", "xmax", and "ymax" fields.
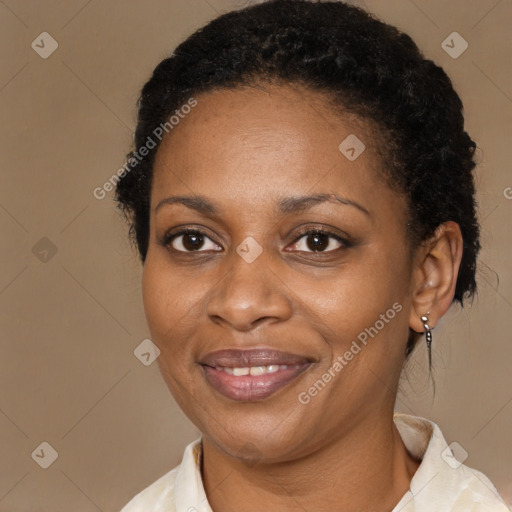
[{"xmin": 155, "ymin": 193, "xmax": 371, "ymax": 217}]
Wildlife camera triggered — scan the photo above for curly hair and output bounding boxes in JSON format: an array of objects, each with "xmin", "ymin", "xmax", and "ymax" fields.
[{"xmin": 115, "ymin": 0, "xmax": 479, "ymax": 356}]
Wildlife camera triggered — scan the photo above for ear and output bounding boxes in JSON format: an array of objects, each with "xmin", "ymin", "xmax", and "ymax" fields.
[{"xmin": 409, "ymin": 221, "xmax": 463, "ymax": 332}]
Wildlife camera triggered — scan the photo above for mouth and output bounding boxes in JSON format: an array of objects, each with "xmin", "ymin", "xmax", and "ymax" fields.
[{"xmin": 200, "ymin": 348, "xmax": 312, "ymax": 401}]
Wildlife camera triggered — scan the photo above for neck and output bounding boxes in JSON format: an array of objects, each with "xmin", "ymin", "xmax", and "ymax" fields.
[{"xmin": 201, "ymin": 414, "xmax": 419, "ymax": 512}]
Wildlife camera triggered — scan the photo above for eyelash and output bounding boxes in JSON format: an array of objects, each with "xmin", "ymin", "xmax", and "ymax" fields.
[{"xmin": 162, "ymin": 227, "xmax": 352, "ymax": 254}]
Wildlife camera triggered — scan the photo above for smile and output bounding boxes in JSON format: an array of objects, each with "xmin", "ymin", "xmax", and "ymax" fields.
[
  {"xmin": 215, "ymin": 364, "xmax": 294, "ymax": 376},
  {"xmin": 200, "ymin": 349, "xmax": 312, "ymax": 401}
]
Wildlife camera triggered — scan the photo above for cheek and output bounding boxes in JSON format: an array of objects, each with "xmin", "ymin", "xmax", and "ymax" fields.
[
  {"xmin": 294, "ymin": 248, "xmax": 411, "ymax": 355},
  {"xmin": 143, "ymin": 254, "xmax": 201, "ymax": 333},
  {"xmin": 141, "ymin": 256, "xmax": 206, "ymax": 414},
  {"xmin": 142, "ymin": 259, "xmax": 172, "ymax": 339},
  {"xmin": 141, "ymin": 255, "xmax": 202, "ymax": 366}
]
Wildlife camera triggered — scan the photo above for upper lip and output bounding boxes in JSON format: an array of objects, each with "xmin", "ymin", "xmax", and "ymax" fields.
[{"xmin": 200, "ymin": 348, "xmax": 311, "ymax": 368}]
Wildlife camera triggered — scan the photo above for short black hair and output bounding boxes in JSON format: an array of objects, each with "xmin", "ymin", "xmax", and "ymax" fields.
[{"xmin": 115, "ymin": 0, "xmax": 479, "ymax": 355}]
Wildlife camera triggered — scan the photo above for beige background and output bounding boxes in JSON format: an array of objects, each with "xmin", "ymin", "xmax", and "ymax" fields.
[{"xmin": 0, "ymin": 0, "xmax": 510, "ymax": 510}]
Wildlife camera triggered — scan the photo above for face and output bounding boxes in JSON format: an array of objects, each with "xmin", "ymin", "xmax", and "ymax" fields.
[{"xmin": 142, "ymin": 84, "xmax": 415, "ymax": 462}]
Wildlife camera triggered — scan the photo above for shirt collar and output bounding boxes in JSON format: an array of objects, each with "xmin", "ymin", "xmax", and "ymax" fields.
[{"xmin": 173, "ymin": 414, "xmax": 509, "ymax": 512}]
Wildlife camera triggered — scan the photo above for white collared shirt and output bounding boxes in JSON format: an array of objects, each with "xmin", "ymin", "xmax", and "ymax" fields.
[{"xmin": 121, "ymin": 414, "xmax": 510, "ymax": 511}]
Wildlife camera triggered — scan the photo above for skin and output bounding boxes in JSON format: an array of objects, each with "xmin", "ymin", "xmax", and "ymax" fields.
[{"xmin": 142, "ymin": 84, "xmax": 463, "ymax": 512}]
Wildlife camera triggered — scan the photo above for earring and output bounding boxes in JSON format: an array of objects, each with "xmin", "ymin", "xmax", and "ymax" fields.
[{"xmin": 421, "ymin": 313, "xmax": 433, "ymax": 367}]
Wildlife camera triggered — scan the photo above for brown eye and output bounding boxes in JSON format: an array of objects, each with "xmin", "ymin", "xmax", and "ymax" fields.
[
  {"xmin": 306, "ymin": 232, "xmax": 330, "ymax": 251},
  {"xmin": 169, "ymin": 230, "xmax": 221, "ymax": 252},
  {"xmin": 288, "ymin": 230, "xmax": 345, "ymax": 253}
]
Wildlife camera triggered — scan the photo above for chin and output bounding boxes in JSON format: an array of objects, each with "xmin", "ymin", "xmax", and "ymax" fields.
[{"xmin": 200, "ymin": 407, "xmax": 313, "ymax": 463}]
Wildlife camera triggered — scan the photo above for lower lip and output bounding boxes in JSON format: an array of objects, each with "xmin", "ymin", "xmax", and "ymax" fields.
[{"xmin": 202, "ymin": 364, "xmax": 310, "ymax": 401}]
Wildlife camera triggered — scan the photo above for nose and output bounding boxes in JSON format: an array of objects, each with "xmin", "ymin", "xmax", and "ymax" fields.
[{"xmin": 205, "ymin": 251, "xmax": 293, "ymax": 332}]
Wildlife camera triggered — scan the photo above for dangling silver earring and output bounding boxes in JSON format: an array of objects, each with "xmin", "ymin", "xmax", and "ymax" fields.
[{"xmin": 421, "ymin": 313, "xmax": 433, "ymax": 368}]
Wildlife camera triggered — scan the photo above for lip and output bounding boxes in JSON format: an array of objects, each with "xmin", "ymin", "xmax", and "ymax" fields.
[{"xmin": 200, "ymin": 349, "xmax": 312, "ymax": 402}]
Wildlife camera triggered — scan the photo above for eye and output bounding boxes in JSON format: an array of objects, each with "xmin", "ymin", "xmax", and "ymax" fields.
[
  {"xmin": 288, "ymin": 229, "xmax": 345, "ymax": 253},
  {"xmin": 167, "ymin": 229, "xmax": 221, "ymax": 252}
]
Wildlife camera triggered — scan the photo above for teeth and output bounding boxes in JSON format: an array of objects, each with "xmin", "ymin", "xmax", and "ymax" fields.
[
  {"xmin": 216, "ymin": 364, "xmax": 295, "ymax": 376},
  {"xmin": 233, "ymin": 367, "xmax": 250, "ymax": 376}
]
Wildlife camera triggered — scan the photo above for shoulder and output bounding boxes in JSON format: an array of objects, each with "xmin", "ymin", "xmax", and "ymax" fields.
[
  {"xmin": 120, "ymin": 466, "xmax": 180, "ymax": 512},
  {"xmin": 393, "ymin": 414, "xmax": 510, "ymax": 512},
  {"xmin": 120, "ymin": 438, "xmax": 203, "ymax": 512}
]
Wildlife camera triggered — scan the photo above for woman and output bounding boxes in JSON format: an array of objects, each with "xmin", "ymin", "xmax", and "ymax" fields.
[{"xmin": 116, "ymin": 1, "xmax": 509, "ymax": 510}]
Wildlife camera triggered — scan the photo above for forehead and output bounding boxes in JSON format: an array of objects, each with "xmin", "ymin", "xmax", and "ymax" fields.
[{"xmin": 151, "ymin": 84, "xmax": 394, "ymax": 214}]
